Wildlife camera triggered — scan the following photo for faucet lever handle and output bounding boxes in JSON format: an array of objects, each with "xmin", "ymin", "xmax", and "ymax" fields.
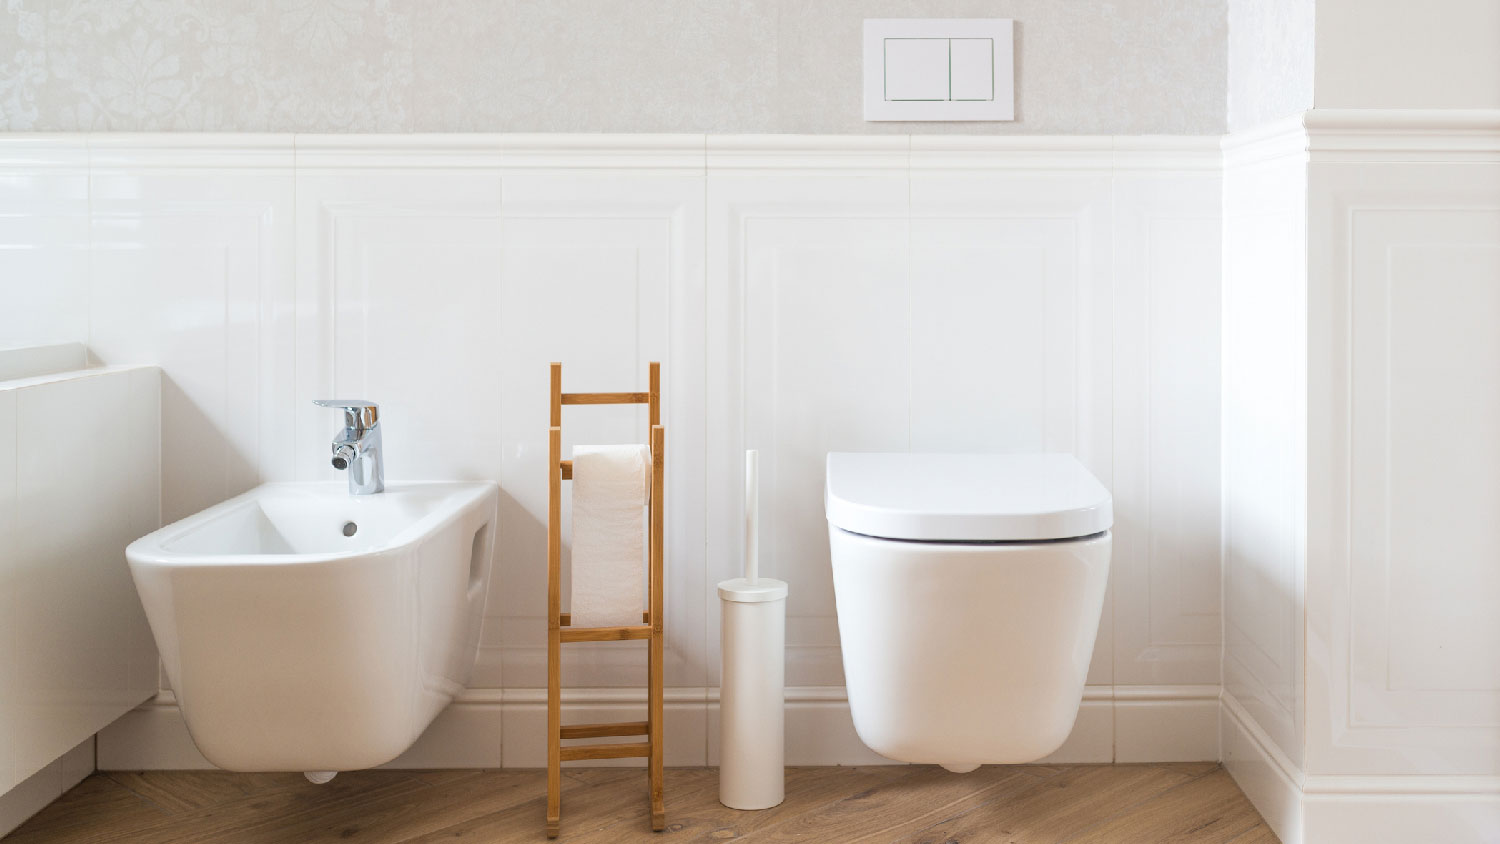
[{"xmin": 313, "ymin": 399, "xmax": 379, "ymax": 433}]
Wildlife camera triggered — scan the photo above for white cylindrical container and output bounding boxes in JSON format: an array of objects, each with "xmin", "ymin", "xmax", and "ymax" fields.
[{"xmin": 717, "ymin": 577, "xmax": 787, "ymax": 810}]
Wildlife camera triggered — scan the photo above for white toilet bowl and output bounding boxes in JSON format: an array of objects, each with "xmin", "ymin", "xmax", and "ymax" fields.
[{"xmin": 825, "ymin": 453, "xmax": 1111, "ymax": 771}]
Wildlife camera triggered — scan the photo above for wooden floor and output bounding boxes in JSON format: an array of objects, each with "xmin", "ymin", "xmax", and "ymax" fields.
[{"xmin": 7, "ymin": 764, "xmax": 1277, "ymax": 843}]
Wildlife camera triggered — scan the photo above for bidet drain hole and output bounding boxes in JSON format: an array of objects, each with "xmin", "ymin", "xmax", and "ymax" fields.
[{"xmin": 342, "ymin": 521, "xmax": 358, "ymax": 537}]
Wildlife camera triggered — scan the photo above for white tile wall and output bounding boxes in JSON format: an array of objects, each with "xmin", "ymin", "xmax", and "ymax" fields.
[
  {"xmin": 88, "ymin": 162, "xmax": 297, "ymax": 522},
  {"xmin": 2, "ymin": 133, "xmax": 1223, "ymax": 767},
  {"xmin": 0, "ymin": 138, "xmax": 89, "ymax": 350}
]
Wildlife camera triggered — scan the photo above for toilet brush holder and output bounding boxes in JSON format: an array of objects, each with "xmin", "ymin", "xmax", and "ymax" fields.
[
  {"xmin": 717, "ymin": 577, "xmax": 787, "ymax": 810},
  {"xmin": 718, "ymin": 448, "xmax": 787, "ymax": 810}
]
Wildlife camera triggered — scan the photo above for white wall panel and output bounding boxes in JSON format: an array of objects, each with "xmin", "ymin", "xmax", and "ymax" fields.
[
  {"xmin": 1222, "ymin": 142, "xmax": 1307, "ymax": 769},
  {"xmin": 89, "ymin": 154, "xmax": 296, "ymax": 523},
  {"xmin": 1307, "ymin": 160, "xmax": 1500, "ymax": 779},
  {"xmin": 707, "ymin": 167, "xmax": 911, "ymax": 688},
  {"xmin": 295, "ymin": 167, "xmax": 706, "ymax": 700},
  {"xmin": 491, "ymin": 174, "xmax": 706, "ymax": 694},
  {"xmin": 911, "ymin": 170, "xmax": 1115, "ymax": 686},
  {"xmin": 295, "ymin": 170, "xmax": 507, "ymax": 689},
  {"xmin": 0, "ymin": 139, "xmax": 88, "ymax": 349},
  {"xmin": 1220, "ymin": 115, "xmax": 1500, "ymax": 844},
  {"xmin": 1112, "ymin": 173, "xmax": 1223, "ymax": 687},
  {"xmin": 708, "ymin": 149, "xmax": 1220, "ymax": 739}
]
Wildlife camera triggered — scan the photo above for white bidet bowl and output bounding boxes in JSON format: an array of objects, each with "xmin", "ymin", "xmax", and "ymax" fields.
[{"xmin": 126, "ymin": 481, "xmax": 497, "ymax": 773}]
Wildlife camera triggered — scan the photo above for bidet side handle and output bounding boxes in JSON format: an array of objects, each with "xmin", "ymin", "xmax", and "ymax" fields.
[{"xmin": 313, "ymin": 399, "xmax": 379, "ymax": 433}]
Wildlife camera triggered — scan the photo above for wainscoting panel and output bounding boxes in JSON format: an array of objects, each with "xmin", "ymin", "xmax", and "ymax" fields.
[
  {"xmin": 0, "ymin": 138, "xmax": 88, "ymax": 350},
  {"xmin": 1110, "ymin": 171, "xmax": 1223, "ymax": 687},
  {"xmin": 1221, "ymin": 127, "xmax": 1308, "ymax": 771},
  {"xmin": 90, "ymin": 157, "xmax": 296, "ymax": 523},
  {"xmin": 0, "ymin": 133, "xmax": 1224, "ymax": 769},
  {"xmin": 1221, "ymin": 111, "xmax": 1500, "ymax": 844},
  {"xmin": 910, "ymin": 167, "xmax": 1115, "ymax": 688},
  {"xmin": 1306, "ymin": 154, "xmax": 1500, "ymax": 778}
]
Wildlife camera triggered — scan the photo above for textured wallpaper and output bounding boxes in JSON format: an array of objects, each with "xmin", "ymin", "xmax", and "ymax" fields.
[
  {"xmin": 1226, "ymin": 0, "xmax": 1313, "ymax": 132},
  {"xmin": 0, "ymin": 0, "xmax": 1227, "ymax": 134}
]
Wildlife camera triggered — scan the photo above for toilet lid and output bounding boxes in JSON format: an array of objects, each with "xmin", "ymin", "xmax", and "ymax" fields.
[{"xmin": 824, "ymin": 452, "xmax": 1113, "ymax": 542}]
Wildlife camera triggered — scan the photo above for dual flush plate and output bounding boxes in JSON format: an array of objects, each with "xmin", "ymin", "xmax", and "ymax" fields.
[{"xmin": 863, "ymin": 19, "xmax": 1015, "ymax": 122}]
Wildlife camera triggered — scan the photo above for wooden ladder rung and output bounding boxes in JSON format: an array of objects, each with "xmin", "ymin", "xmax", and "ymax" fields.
[
  {"xmin": 559, "ymin": 721, "xmax": 649, "ymax": 740},
  {"xmin": 559, "ymin": 741, "xmax": 652, "ymax": 762},
  {"xmin": 560, "ymin": 624, "xmax": 652, "ymax": 643},
  {"xmin": 560, "ymin": 392, "xmax": 650, "ymax": 405},
  {"xmin": 559, "ymin": 612, "xmax": 649, "ymax": 626}
]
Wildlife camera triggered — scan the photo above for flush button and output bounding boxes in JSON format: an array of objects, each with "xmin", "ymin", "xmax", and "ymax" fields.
[
  {"xmin": 949, "ymin": 38, "xmax": 994, "ymax": 101},
  {"xmin": 883, "ymin": 37, "xmax": 949, "ymax": 101}
]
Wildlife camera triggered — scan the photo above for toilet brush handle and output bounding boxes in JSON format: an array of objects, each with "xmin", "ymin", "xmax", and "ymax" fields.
[{"xmin": 745, "ymin": 450, "xmax": 759, "ymax": 585}]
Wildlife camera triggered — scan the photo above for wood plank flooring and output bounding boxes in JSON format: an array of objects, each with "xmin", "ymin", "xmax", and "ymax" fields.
[{"xmin": 6, "ymin": 764, "xmax": 1277, "ymax": 843}]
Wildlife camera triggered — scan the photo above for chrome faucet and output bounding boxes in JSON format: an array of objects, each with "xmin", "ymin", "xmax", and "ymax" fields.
[{"xmin": 314, "ymin": 399, "xmax": 384, "ymax": 495}]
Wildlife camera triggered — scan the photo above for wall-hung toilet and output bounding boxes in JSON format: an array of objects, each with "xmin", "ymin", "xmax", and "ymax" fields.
[{"xmin": 825, "ymin": 453, "xmax": 1112, "ymax": 773}]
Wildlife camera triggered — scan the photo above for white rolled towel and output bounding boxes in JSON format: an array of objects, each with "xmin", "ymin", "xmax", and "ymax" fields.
[{"xmin": 570, "ymin": 444, "xmax": 650, "ymax": 627}]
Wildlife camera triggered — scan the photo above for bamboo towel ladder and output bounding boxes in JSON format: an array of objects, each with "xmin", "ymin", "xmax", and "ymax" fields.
[{"xmin": 546, "ymin": 361, "xmax": 665, "ymax": 838}]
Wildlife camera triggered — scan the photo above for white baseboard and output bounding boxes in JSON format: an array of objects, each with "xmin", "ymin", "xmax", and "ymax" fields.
[
  {"xmin": 0, "ymin": 738, "xmax": 93, "ymax": 838},
  {"xmin": 1302, "ymin": 793, "xmax": 1500, "ymax": 844},
  {"xmin": 97, "ymin": 685, "xmax": 1221, "ymax": 771},
  {"xmin": 1221, "ymin": 692, "xmax": 1304, "ymax": 844},
  {"xmin": 1220, "ymin": 693, "xmax": 1500, "ymax": 844},
  {"xmin": 1112, "ymin": 685, "xmax": 1221, "ymax": 763}
]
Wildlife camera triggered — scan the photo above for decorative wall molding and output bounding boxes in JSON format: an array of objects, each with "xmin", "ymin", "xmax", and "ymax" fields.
[
  {"xmin": 1303, "ymin": 109, "xmax": 1500, "ymax": 161},
  {"xmin": 1111, "ymin": 137, "xmax": 1225, "ymax": 171},
  {"xmin": 0, "ymin": 135, "xmax": 87, "ymax": 170},
  {"xmin": 297, "ymin": 134, "xmax": 708, "ymax": 171},
  {"xmin": 707, "ymin": 135, "xmax": 909, "ymax": 170},
  {"xmin": 4, "ymin": 114, "xmax": 1496, "ymax": 173},
  {"xmin": 87, "ymin": 134, "xmax": 295, "ymax": 170},
  {"xmin": 1220, "ymin": 116, "xmax": 1310, "ymax": 169},
  {"xmin": 0, "ymin": 132, "xmax": 1233, "ymax": 174},
  {"xmin": 1223, "ymin": 109, "xmax": 1500, "ymax": 168}
]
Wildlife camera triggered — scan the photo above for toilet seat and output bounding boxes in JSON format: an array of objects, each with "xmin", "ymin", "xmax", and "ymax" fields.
[{"xmin": 825, "ymin": 452, "xmax": 1112, "ymax": 542}]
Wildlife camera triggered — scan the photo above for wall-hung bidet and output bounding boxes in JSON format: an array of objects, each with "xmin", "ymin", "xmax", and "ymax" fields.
[
  {"xmin": 126, "ymin": 402, "xmax": 496, "ymax": 779},
  {"xmin": 825, "ymin": 453, "xmax": 1111, "ymax": 773}
]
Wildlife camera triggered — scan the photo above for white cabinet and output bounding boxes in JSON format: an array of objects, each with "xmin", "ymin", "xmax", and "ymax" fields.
[{"xmin": 0, "ymin": 352, "xmax": 161, "ymax": 798}]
